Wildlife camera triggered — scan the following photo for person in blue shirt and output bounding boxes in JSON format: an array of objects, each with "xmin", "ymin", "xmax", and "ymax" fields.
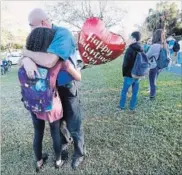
[
  {"xmin": 1, "ymin": 59, "xmax": 5, "ymax": 75},
  {"xmin": 21, "ymin": 8, "xmax": 85, "ymax": 170},
  {"xmin": 167, "ymin": 36, "xmax": 176, "ymax": 55},
  {"xmin": 166, "ymin": 36, "xmax": 177, "ymax": 69},
  {"xmin": 177, "ymin": 40, "xmax": 182, "ymax": 65},
  {"xmin": 2, "ymin": 59, "xmax": 9, "ymax": 74}
]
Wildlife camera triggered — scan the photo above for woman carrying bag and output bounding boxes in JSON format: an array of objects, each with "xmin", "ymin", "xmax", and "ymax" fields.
[{"xmin": 146, "ymin": 29, "xmax": 168, "ymax": 99}]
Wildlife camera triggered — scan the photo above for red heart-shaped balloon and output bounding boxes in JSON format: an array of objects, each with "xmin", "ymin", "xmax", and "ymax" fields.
[{"xmin": 78, "ymin": 17, "xmax": 126, "ymax": 65}]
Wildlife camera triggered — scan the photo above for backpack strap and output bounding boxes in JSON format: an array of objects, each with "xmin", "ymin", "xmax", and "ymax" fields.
[{"xmin": 69, "ymin": 56, "xmax": 76, "ymax": 68}]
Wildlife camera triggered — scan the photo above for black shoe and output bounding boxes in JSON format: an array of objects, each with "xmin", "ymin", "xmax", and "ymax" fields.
[
  {"xmin": 36, "ymin": 153, "xmax": 48, "ymax": 173},
  {"xmin": 71, "ymin": 156, "xmax": 85, "ymax": 170},
  {"xmin": 150, "ymin": 96, "xmax": 156, "ymax": 100}
]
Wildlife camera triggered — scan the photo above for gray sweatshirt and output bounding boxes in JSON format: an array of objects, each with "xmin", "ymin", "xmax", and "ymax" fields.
[{"xmin": 146, "ymin": 43, "xmax": 161, "ymax": 60}]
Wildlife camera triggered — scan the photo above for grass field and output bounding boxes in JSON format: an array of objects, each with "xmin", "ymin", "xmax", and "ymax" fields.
[{"xmin": 1, "ymin": 58, "xmax": 182, "ymax": 175}]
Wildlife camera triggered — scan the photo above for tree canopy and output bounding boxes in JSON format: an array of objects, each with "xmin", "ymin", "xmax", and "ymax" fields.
[
  {"xmin": 145, "ymin": 2, "xmax": 182, "ymax": 35},
  {"xmin": 46, "ymin": 0, "xmax": 127, "ymax": 30}
]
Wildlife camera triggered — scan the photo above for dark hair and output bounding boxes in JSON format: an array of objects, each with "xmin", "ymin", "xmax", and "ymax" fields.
[
  {"xmin": 26, "ymin": 27, "xmax": 55, "ymax": 52},
  {"xmin": 152, "ymin": 29, "xmax": 163, "ymax": 44},
  {"xmin": 131, "ymin": 31, "xmax": 141, "ymax": 41}
]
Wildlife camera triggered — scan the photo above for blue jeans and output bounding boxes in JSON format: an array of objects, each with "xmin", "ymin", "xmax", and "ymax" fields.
[
  {"xmin": 177, "ymin": 52, "xmax": 182, "ymax": 64},
  {"xmin": 1, "ymin": 66, "xmax": 5, "ymax": 75},
  {"xmin": 31, "ymin": 113, "xmax": 61, "ymax": 161},
  {"xmin": 57, "ymin": 81, "xmax": 84, "ymax": 158},
  {"xmin": 149, "ymin": 67, "xmax": 160, "ymax": 97},
  {"xmin": 120, "ymin": 77, "xmax": 139, "ymax": 110}
]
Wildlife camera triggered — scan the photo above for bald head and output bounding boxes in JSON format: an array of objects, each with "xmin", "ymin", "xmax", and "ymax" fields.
[{"xmin": 28, "ymin": 8, "xmax": 51, "ymax": 30}]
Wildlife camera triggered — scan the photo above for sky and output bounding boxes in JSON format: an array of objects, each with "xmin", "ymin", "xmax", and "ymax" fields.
[
  {"xmin": 1, "ymin": 1, "xmax": 45, "ymax": 32},
  {"xmin": 110, "ymin": 1, "xmax": 158, "ymax": 37},
  {"xmin": 1, "ymin": 1, "xmax": 181, "ymax": 37}
]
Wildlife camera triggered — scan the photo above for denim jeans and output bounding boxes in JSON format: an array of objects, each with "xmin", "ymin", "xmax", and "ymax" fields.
[
  {"xmin": 57, "ymin": 81, "xmax": 84, "ymax": 158},
  {"xmin": 149, "ymin": 67, "xmax": 160, "ymax": 97},
  {"xmin": 120, "ymin": 77, "xmax": 139, "ymax": 110},
  {"xmin": 31, "ymin": 113, "xmax": 61, "ymax": 161},
  {"xmin": 177, "ymin": 52, "xmax": 182, "ymax": 64},
  {"xmin": 167, "ymin": 53, "xmax": 176, "ymax": 71}
]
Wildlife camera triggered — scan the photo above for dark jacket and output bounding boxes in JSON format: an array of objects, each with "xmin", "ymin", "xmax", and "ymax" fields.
[{"xmin": 122, "ymin": 42, "xmax": 143, "ymax": 77}]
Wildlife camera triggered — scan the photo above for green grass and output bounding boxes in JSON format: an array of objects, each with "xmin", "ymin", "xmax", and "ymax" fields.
[{"xmin": 1, "ymin": 58, "xmax": 182, "ymax": 175}]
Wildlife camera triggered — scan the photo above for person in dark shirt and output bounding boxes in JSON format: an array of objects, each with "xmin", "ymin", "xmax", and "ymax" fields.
[
  {"xmin": 2, "ymin": 59, "xmax": 9, "ymax": 74},
  {"xmin": 119, "ymin": 31, "xmax": 143, "ymax": 111}
]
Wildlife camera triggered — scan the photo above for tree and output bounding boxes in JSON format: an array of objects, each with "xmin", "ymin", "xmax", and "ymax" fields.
[
  {"xmin": 45, "ymin": 0, "xmax": 127, "ymax": 30},
  {"xmin": 1, "ymin": 28, "xmax": 26, "ymax": 52},
  {"xmin": 145, "ymin": 2, "xmax": 182, "ymax": 35},
  {"xmin": 1, "ymin": 2, "xmax": 27, "ymax": 52},
  {"xmin": 173, "ymin": 23, "xmax": 182, "ymax": 35},
  {"xmin": 135, "ymin": 23, "xmax": 152, "ymax": 42},
  {"xmin": 1, "ymin": 29, "xmax": 14, "ymax": 52}
]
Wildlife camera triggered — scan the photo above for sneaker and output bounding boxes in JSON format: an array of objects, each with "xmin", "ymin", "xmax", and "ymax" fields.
[
  {"xmin": 71, "ymin": 156, "xmax": 85, "ymax": 170},
  {"xmin": 117, "ymin": 106, "xmax": 125, "ymax": 110},
  {"xmin": 129, "ymin": 109, "xmax": 136, "ymax": 114},
  {"xmin": 55, "ymin": 159, "xmax": 66, "ymax": 169}
]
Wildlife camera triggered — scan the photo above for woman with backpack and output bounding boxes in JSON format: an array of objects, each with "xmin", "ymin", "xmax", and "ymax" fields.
[
  {"xmin": 146, "ymin": 29, "xmax": 167, "ymax": 99},
  {"xmin": 19, "ymin": 28, "xmax": 81, "ymax": 172}
]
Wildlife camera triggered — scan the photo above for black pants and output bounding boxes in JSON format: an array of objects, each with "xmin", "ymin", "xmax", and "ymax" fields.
[
  {"xmin": 57, "ymin": 81, "xmax": 84, "ymax": 158},
  {"xmin": 31, "ymin": 113, "xmax": 61, "ymax": 161}
]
